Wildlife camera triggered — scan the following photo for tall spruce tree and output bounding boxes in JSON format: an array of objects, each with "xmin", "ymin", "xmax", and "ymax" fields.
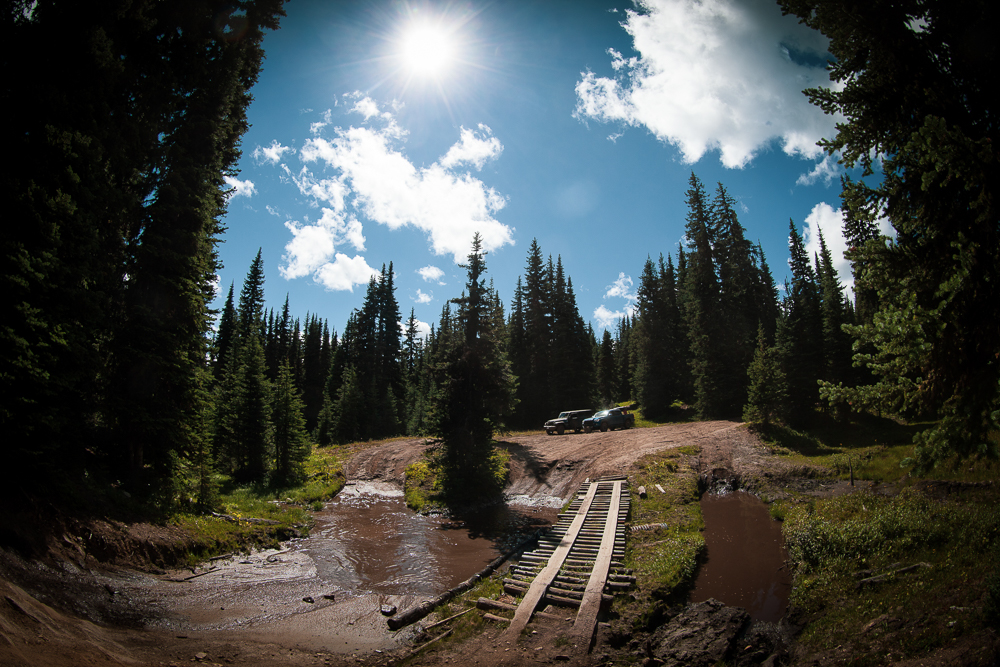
[
  {"xmin": 778, "ymin": 221, "xmax": 823, "ymax": 424},
  {"xmin": 682, "ymin": 174, "xmax": 727, "ymax": 419},
  {"xmin": 430, "ymin": 234, "xmax": 516, "ymax": 498},
  {"xmin": 271, "ymin": 359, "xmax": 310, "ymax": 486}
]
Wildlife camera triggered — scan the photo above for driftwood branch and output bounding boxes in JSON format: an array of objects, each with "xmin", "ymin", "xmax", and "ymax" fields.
[
  {"xmin": 408, "ymin": 628, "xmax": 452, "ymax": 656},
  {"xmin": 423, "ymin": 607, "xmax": 474, "ymax": 630},
  {"xmin": 857, "ymin": 562, "xmax": 931, "ymax": 588}
]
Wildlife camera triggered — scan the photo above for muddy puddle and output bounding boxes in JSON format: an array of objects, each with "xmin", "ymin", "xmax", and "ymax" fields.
[
  {"xmin": 124, "ymin": 481, "xmax": 555, "ymax": 655},
  {"xmin": 689, "ymin": 491, "xmax": 791, "ymax": 622}
]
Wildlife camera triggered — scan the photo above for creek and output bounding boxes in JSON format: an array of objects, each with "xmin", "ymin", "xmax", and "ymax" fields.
[
  {"xmin": 689, "ymin": 490, "xmax": 792, "ymax": 622},
  {"xmin": 134, "ymin": 481, "xmax": 557, "ymax": 654}
]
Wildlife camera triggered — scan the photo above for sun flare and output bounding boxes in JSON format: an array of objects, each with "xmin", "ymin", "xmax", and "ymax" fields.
[{"xmin": 399, "ymin": 22, "xmax": 455, "ymax": 78}]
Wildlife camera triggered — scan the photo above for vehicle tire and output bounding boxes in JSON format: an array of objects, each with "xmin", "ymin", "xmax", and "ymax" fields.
[
  {"xmin": 557, "ymin": 425, "xmax": 565, "ymax": 435},
  {"xmin": 546, "ymin": 429, "xmax": 553, "ymax": 435},
  {"xmin": 600, "ymin": 423, "xmax": 608, "ymax": 433},
  {"xmin": 584, "ymin": 425, "xmax": 592, "ymax": 433}
]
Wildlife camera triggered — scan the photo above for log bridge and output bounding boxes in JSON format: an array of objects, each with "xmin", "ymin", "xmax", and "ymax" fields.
[{"xmin": 498, "ymin": 476, "xmax": 633, "ymax": 650}]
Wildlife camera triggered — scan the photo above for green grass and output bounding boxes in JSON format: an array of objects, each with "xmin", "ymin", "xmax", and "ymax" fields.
[
  {"xmin": 783, "ymin": 484, "xmax": 1000, "ymax": 664},
  {"xmin": 169, "ymin": 443, "xmax": 349, "ymax": 562},
  {"xmin": 620, "ymin": 448, "xmax": 705, "ymax": 623}
]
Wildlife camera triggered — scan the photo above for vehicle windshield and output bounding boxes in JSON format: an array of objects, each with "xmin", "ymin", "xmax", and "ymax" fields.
[
  {"xmin": 558, "ymin": 412, "xmax": 569, "ymax": 418},
  {"xmin": 594, "ymin": 410, "xmax": 610, "ymax": 417}
]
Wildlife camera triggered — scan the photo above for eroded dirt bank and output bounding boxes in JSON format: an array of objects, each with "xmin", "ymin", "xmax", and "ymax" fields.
[{"xmin": 1, "ymin": 421, "xmax": 813, "ymax": 667}]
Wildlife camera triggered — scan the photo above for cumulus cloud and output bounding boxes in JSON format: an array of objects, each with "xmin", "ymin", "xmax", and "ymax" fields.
[
  {"xmin": 414, "ymin": 289, "xmax": 433, "ymax": 304},
  {"xmin": 801, "ymin": 201, "xmax": 893, "ymax": 296},
  {"xmin": 292, "ymin": 97, "xmax": 512, "ymax": 263},
  {"xmin": 439, "ymin": 125, "xmax": 504, "ymax": 171},
  {"xmin": 224, "ymin": 175, "xmax": 256, "ymax": 198},
  {"xmin": 315, "ymin": 254, "xmax": 379, "ymax": 292},
  {"xmin": 593, "ymin": 272, "xmax": 637, "ymax": 329},
  {"xmin": 604, "ymin": 272, "xmax": 636, "ymax": 303},
  {"xmin": 418, "ymin": 265, "xmax": 446, "ymax": 284},
  {"xmin": 802, "ymin": 203, "xmax": 851, "ymax": 291},
  {"xmin": 796, "ymin": 154, "xmax": 841, "ymax": 186},
  {"xmin": 594, "ymin": 304, "xmax": 630, "ymax": 330},
  {"xmin": 254, "ymin": 140, "xmax": 292, "ymax": 164},
  {"xmin": 574, "ymin": 0, "xmax": 838, "ymax": 169}
]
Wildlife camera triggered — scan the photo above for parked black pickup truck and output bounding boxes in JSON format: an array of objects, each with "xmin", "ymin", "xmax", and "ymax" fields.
[
  {"xmin": 582, "ymin": 407, "xmax": 635, "ymax": 433},
  {"xmin": 544, "ymin": 409, "xmax": 594, "ymax": 435}
]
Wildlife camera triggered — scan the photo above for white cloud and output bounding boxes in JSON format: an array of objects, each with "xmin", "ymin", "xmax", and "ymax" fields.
[
  {"xmin": 266, "ymin": 205, "xmax": 280, "ymax": 216},
  {"xmin": 310, "ymin": 109, "xmax": 333, "ymax": 135},
  {"xmin": 295, "ymin": 98, "xmax": 513, "ymax": 263},
  {"xmin": 574, "ymin": 0, "xmax": 837, "ymax": 169},
  {"xmin": 593, "ymin": 272, "xmax": 637, "ymax": 329},
  {"xmin": 315, "ymin": 254, "xmax": 379, "ymax": 292},
  {"xmin": 439, "ymin": 124, "xmax": 503, "ymax": 171},
  {"xmin": 604, "ymin": 272, "xmax": 636, "ymax": 303},
  {"xmin": 414, "ymin": 289, "xmax": 433, "ymax": 304},
  {"xmin": 801, "ymin": 202, "xmax": 894, "ymax": 297},
  {"xmin": 280, "ymin": 208, "xmax": 366, "ymax": 282},
  {"xmin": 796, "ymin": 154, "xmax": 841, "ymax": 187},
  {"xmin": 254, "ymin": 140, "xmax": 292, "ymax": 164},
  {"xmin": 594, "ymin": 304, "xmax": 632, "ymax": 329},
  {"xmin": 418, "ymin": 265, "xmax": 445, "ymax": 284},
  {"xmin": 224, "ymin": 175, "xmax": 256, "ymax": 198},
  {"xmin": 802, "ymin": 203, "xmax": 851, "ymax": 291}
]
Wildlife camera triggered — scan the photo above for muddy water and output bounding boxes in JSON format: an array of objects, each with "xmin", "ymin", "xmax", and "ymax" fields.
[
  {"xmin": 134, "ymin": 481, "xmax": 555, "ymax": 654},
  {"xmin": 689, "ymin": 491, "xmax": 791, "ymax": 622},
  {"xmin": 301, "ymin": 481, "xmax": 550, "ymax": 595}
]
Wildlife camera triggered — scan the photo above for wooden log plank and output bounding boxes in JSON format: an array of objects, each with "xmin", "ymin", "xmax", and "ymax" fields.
[
  {"xmin": 500, "ymin": 481, "xmax": 601, "ymax": 641},
  {"xmin": 570, "ymin": 480, "xmax": 623, "ymax": 647}
]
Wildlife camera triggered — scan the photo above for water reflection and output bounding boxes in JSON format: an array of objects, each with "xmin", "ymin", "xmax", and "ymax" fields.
[{"xmin": 689, "ymin": 491, "xmax": 791, "ymax": 622}]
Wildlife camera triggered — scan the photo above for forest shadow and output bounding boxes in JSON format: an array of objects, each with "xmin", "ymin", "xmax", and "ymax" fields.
[
  {"xmin": 755, "ymin": 411, "xmax": 925, "ymax": 459},
  {"xmin": 493, "ymin": 438, "xmax": 553, "ymax": 485}
]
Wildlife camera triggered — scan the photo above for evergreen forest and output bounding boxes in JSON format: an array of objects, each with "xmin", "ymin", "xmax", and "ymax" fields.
[{"xmin": 3, "ymin": 0, "xmax": 997, "ymax": 512}]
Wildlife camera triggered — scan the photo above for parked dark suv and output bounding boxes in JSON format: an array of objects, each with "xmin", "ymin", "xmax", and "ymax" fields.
[
  {"xmin": 544, "ymin": 409, "xmax": 594, "ymax": 435},
  {"xmin": 582, "ymin": 407, "xmax": 635, "ymax": 433}
]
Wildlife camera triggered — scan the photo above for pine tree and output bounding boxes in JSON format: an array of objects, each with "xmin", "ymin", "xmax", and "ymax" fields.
[
  {"xmin": 271, "ymin": 359, "xmax": 310, "ymax": 486},
  {"xmin": 711, "ymin": 183, "xmax": 760, "ymax": 417},
  {"xmin": 682, "ymin": 173, "xmax": 726, "ymax": 419},
  {"xmin": 431, "ymin": 234, "xmax": 517, "ymax": 498},
  {"xmin": 596, "ymin": 329, "xmax": 617, "ymax": 406},
  {"xmin": 743, "ymin": 324, "xmax": 789, "ymax": 429},
  {"xmin": 778, "ymin": 220, "xmax": 823, "ymax": 424},
  {"xmin": 214, "ymin": 283, "xmax": 238, "ymax": 381}
]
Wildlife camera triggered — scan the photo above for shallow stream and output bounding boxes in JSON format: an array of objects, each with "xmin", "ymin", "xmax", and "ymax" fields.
[{"xmin": 689, "ymin": 491, "xmax": 792, "ymax": 622}]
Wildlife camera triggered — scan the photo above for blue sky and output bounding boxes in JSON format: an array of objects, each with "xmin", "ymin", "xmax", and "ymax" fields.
[{"xmin": 219, "ymin": 0, "xmax": 861, "ymax": 338}]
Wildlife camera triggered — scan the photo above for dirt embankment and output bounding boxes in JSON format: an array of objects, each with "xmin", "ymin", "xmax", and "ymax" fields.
[{"xmin": 0, "ymin": 421, "xmax": 799, "ymax": 667}]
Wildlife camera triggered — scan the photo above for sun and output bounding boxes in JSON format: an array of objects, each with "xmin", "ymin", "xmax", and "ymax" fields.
[{"xmin": 397, "ymin": 20, "xmax": 458, "ymax": 79}]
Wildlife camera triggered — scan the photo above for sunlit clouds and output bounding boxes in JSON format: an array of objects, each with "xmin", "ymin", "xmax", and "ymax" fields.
[
  {"xmin": 574, "ymin": 0, "xmax": 837, "ymax": 170},
  {"xmin": 418, "ymin": 265, "xmax": 446, "ymax": 284},
  {"xmin": 264, "ymin": 96, "xmax": 512, "ymax": 291},
  {"xmin": 224, "ymin": 175, "xmax": 256, "ymax": 198},
  {"xmin": 594, "ymin": 272, "xmax": 637, "ymax": 329}
]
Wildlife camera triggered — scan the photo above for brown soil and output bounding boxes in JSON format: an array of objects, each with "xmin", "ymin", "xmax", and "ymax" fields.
[{"xmin": 0, "ymin": 421, "xmax": 964, "ymax": 667}]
